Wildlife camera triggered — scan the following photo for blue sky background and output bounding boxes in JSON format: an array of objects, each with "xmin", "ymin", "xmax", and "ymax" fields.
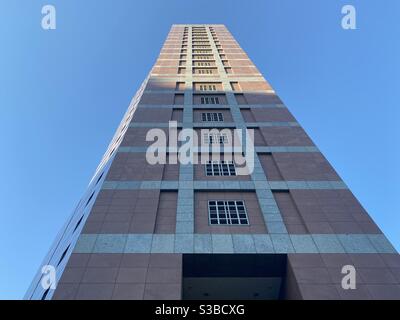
[{"xmin": 0, "ymin": 0, "xmax": 398, "ymax": 299}]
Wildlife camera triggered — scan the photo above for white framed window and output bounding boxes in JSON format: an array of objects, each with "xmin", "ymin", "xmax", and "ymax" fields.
[
  {"xmin": 199, "ymin": 84, "xmax": 216, "ymax": 91},
  {"xmin": 194, "ymin": 55, "xmax": 212, "ymax": 60},
  {"xmin": 205, "ymin": 160, "xmax": 236, "ymax": 176},
  {"xmin": 203, "ymin": 132, "xmax": 229, "ymax": 144},
  {"xmin": 208, "ymin": 200, "xmax": 249, "ymax": 225},
  {"xmin": 197, "ymin": 69, "xmax": 213, "ymax": 74},
  {"xmin": 201, "ymin": 112, "xmax": 224, "ymax": 122},
  {"xmin": 200, "ymin": 96, "xmax": 220, "ymax": 104}
]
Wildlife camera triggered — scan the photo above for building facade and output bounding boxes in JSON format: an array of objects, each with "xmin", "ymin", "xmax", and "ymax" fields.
[{"xmin": 26, "ymin": 24, "xmax": 399, "ymax": 300}]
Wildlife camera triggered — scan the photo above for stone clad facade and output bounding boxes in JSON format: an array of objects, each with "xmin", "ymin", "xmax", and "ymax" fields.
[{"xmin": 26, "ymin": 24, "xmax": 399, "ymax": 300}]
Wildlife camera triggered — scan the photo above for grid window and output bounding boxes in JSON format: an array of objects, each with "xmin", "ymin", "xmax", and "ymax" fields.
[
  {"xmin": 200, "ymin": 96, "xmax": 220, "ymax": 104},
  {"xmin": 201, "ymin": 112, "xmax": 224, "ymax": 122},
  {"xmin": 196, "ymin": 62, "xmax": 212, "ymax": 66},
  {"xmin": 203, "ymin": 132, "xmax": 229, "ymax": 144},
  {"xmin": 208, "ymin": 200, "xmax": 249, "ymax": 225},
  {"xmin": 199, "ymin": 84, "xmax": 217, "ymax": 91},
  {"xmin": 193, "ymin": 50, "xmax": 212, "ymax": 54},
  {"xmin": 193, "ymin": 55, "xmax": 213, "ymax": 60},
  {"xmin": 197, "ymin": 69, "xmax": 214, "ymax": 75},
  {"xmin": 205, "ymin": 161, "xmax": 236, "ymax": 176}
]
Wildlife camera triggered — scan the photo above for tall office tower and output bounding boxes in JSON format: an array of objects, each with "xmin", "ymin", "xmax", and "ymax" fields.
[{"xmin": 26, "ymin": 24, "xmax": 399, "ymax": 300}]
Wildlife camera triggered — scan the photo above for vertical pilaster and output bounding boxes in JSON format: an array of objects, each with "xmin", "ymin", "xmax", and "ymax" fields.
[{"xmin": 176, "ymin": 26, "xmax": 194, "ymax": 235}]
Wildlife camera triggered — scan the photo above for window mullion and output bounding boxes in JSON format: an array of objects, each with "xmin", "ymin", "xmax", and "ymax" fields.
[{"xmin": 234, "ymin": 201, "xmax": 240, "ymax": 225}]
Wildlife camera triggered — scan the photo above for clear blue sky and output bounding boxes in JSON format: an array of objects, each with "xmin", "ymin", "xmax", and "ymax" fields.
[{"xmin": 0, "ymin": 0, "xmax": 398, "ymax": 299}]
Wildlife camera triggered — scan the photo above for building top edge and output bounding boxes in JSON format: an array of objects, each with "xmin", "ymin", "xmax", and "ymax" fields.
[{"xmin": 171, "ymin": 24, "xmax": 226, "ymax": 27}]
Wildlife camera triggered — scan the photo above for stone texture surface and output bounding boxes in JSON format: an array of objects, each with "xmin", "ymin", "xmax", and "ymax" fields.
[{"xmin": 34, "ymin": 24, "xmax": 399, "ymax": 301}]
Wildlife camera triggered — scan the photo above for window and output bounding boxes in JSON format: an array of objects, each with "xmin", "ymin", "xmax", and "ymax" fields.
[
  {"xmin": 199, "ymin": 84, "xmax": 217, "ymax": 91},
  {"xmin": 235, "ymin": 93, "xmax": 247, "ymax": 105},
  {"xmin": 95, "ymin": 172, "xmax": 104, "ymax": 185},
  {"xmin": 196, "ymin": 62, "xmax": 212, "ymax": 66},
  {"xmin": 200, "ymin": 96, "xmax": 220, "ymax": 104},
  {"xmin": 57, "ymin": 245, "xmax": 70, "ymax": 266},
  {"xmin": 203, "ymin": 132, "xmax": 228, "ymax": 144},
  {"xmin": 74, "ymin": 215, "xmax": 84, "ymax": 232},
  {"xmin": 205, "ymin": 160, "xmax": 236, "ymax": 176},
  {"xmin": 171, "ymin": 108, "xmax": 183, "ymax": 122},
  {"xmin": 174, "ymin": 93, "xmax": 184, "ymax": 104},
  {"xmin": 230, "ymin": 82, "xmax": 240, "ymax": 91},
  {"xmin": 85, "ymin": 191, "xmax": 95, "ymax": 207},
  {"xmin": 208, "ymin": 200, "xmax": 249, "ymax": 225},
  {"xmin": 175, "ymin": 82, "xmax": 185, "ymax": 90},
  {"xmin": 201, "ymin": 112, "xmax": 224, "ymax": 122},
  {"xmin": 193, "ymin": 50, "xmax": 212, "ymax": 54},
  {"xmin": 193, "ymin": 55, "xmax": 213, "ymax": 60},
  {"xmin": 196, "ymin": 68, "xmax": 214, "ymax": 75},
  {"xmin": 41, "ymin": 288, "xmax": 50, "ymax": 300},
  {"xmin": 225, "ymin": 67, "xmax": 233, "ymax": 74}
]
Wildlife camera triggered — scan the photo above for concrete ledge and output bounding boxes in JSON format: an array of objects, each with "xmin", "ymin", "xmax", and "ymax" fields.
[{"xmin": 73, "ymin": 233, "xmax": 396, "ymax": 254}]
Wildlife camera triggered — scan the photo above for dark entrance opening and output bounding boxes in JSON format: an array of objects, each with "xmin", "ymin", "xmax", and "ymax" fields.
[{"xmin": 182, "ymin": 254, "xmax": 287, "ymax": 300}]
